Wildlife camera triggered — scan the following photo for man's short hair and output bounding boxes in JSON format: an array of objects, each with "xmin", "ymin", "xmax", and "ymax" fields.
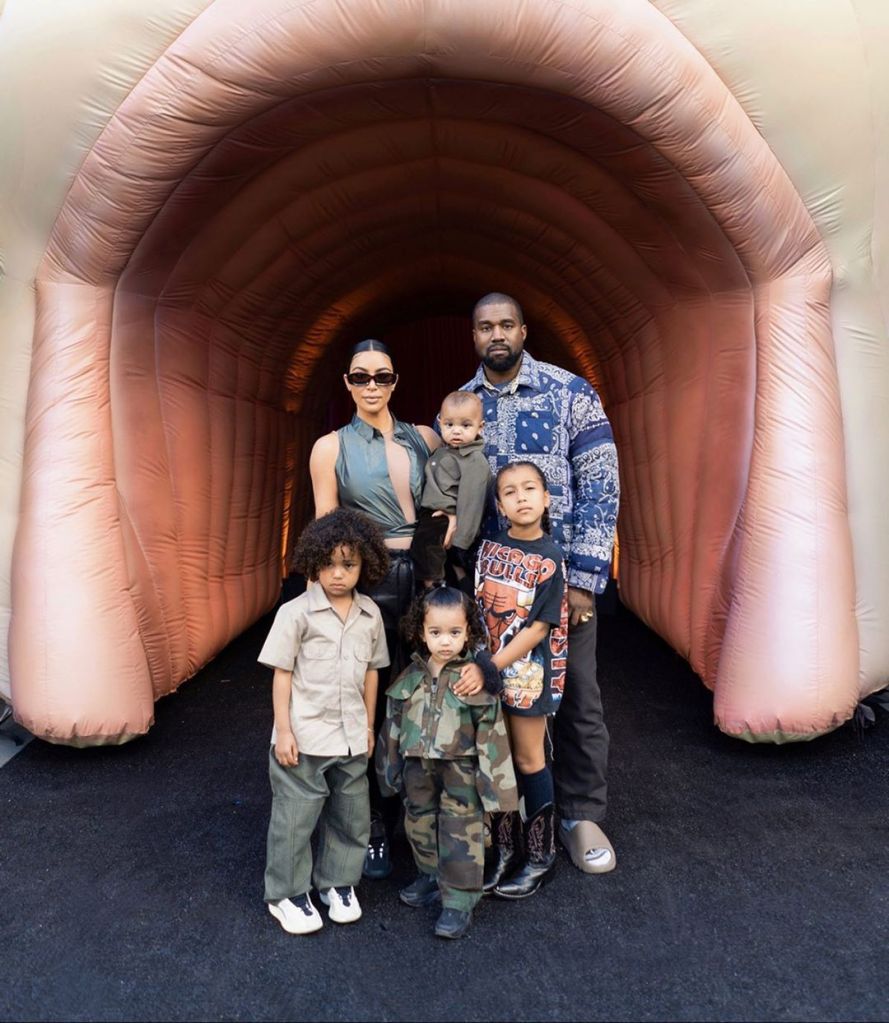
[
  {"xmin": 472, "ymin": 292, "xmax": 524, "ymax": 325},
  {"xmin": 441, "ymin": 391, "xmax": 483, "ymax": 415}
]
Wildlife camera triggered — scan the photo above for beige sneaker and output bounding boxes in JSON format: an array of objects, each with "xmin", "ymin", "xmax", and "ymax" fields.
[
  {"xmin": 319, "ymin": 885, "xmax": 362, "ymax": 924},
  {"xmin": 268, "ymin": 893, "xmax": 323, "ymax": 934}
]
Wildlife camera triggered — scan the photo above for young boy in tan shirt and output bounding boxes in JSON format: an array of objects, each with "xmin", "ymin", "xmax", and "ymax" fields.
[{"xmin": 259, "ymin": 508, "xmax": 390, "ymax": 934}]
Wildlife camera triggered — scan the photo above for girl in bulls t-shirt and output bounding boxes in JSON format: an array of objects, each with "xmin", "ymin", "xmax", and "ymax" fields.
[{"xmin": 475, "ymin": 461, "xmax": 568, "ymax": 899}]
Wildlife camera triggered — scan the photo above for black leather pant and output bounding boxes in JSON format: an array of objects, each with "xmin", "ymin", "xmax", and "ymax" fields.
[{"xmin": 361, "ymin": 550, "xmax": 416, "ymax": 821}]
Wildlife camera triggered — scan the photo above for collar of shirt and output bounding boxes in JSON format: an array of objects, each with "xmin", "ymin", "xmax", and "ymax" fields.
[
  {"xmin": 401, "ymin": 651, "xmax": 497, "ymax": 707},
  {"xmin": 444, "ymin": 437, "xmax": 486, "ymax": 458},
  {"xmin": 349, "ymin": 413, "xmax": 411, "ymax": 443},
  {"xmin": 467, "ymin": 350, "xmax": 543, "ymax": 396},
  {"xmin": 410, "ymin": 650, "xmax": 474, "ymax": 671},
  {"xmin": 305, "ymin": 579, "xmax": 377, "ymax": 625},
  {"xmin": 388, "ymin": 652, "xmax": 473, "ymax": 696}
]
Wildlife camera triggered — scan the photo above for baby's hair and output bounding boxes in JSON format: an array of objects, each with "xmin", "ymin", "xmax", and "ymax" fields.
[
  {"xmin": 495, "ymin": 461, "xmax": 552, "ymax": 534},
  {"xmin": 441, "ymin": 391, "xmax": 483, "ymax": 415},
  {"xmin": 293, "ymin": 508, "xmax": 390, "ymax": 589},
  {"xmin": 472, "ymin": 292, "xmax": 524, "ymax": 325},
  {"xmin": 349, "ymin": 338, "xmax": 391, "ymax": 361},
  {"xmin": 401, "ymin": 585, "xmax": 487, "ymax": 656}
]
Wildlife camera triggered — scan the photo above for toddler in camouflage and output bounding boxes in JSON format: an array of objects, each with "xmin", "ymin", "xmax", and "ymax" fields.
[{"xmin": 376, "ymin": 586, "xmax": 517, "ymax": 939}]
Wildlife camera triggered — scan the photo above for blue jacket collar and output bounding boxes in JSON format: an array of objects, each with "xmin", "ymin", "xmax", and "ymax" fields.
[{"xmin": 468, "ymin": 350, "xmax": 542, "ymax": 395}]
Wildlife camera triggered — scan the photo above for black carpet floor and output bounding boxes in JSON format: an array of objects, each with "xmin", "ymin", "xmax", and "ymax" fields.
[{"xmin": 2, "ymin": 598, "xmax": 888, "ymax": 1023}]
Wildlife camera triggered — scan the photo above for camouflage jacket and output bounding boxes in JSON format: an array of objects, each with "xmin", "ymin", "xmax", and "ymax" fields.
[{"xmin": 376, "ymin": 653, "xmax": 518, "ymax": 813}]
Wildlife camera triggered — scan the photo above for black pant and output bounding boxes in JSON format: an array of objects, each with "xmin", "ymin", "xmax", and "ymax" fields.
[
  {"xmin": 409, "ymin": 509, "xmax": 449, "ymax": 581},
  {"xmin": 409, "ymin": 509, "xmax": 477, "ymax": 589},
  {"xmin": 552, "ymin": 608, "xmax": 609, "ymax": 822},
  {"xmin": 362, "ymin": 550, "xmax": 416, "ymax": 823}
]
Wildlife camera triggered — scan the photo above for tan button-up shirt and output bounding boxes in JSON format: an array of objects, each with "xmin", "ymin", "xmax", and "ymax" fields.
[{"xmin": 258, "ymin": 582, "xmax": 389, "ymax": 756}]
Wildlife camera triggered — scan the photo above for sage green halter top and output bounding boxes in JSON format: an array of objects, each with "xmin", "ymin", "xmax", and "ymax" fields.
[{"xmin": 335, "ymin": 415, "xmax": 430, "ymax": 541}]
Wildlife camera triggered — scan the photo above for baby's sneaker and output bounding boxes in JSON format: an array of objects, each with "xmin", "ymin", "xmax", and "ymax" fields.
[
  {"xmin": 268, "ymin": 893, "xmax": 323, "ymax": 934},
  {"xmin": 319, "ymin": 885, "xmax": 362, "ymax": 924}
]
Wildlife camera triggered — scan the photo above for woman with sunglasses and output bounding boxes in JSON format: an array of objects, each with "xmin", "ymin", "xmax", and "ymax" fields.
[{"xmin": 309, "ymin": 339, "xmax": 442, "ymax": 879}]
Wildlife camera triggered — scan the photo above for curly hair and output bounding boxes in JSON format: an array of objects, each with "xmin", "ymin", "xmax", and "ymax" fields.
[
  {"xmin": 495, "ymin": 461, "xmax": 552, "ymax": 534},
  {"xmin": 400, "ymin": 585, "xmax": 487, "ymax": 657},
  {"xmin": 292, "ymin": 508, "xmax": 390, "ymax": 589}
]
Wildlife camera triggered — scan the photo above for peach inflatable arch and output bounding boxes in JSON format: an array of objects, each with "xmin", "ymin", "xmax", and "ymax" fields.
[{"xmin": 2, "ymin": 0, "xmax": 888, "ymax": 745}]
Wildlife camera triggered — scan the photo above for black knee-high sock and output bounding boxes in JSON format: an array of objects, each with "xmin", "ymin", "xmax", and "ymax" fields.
[{"xmin": 517, "ymin": 765, "xmax": 554, "ymax": 819}]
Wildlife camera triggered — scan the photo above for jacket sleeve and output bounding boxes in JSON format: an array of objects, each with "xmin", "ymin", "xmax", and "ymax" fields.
[
  {"xmin": 567, "ymin": 379, "xmax": 620, "ymax": 594},
  {"xmin": 419, "ymin": 455, "xmax": 459, "ymax": 513},
  {"xmin": 473, "ymin": 647, "xmax": 503, "ymax": 695},
  {"xmin": 472, "ymin": 703, "xmax": 518, "ymax": 813},
  {"xmin": 375, "ymin": 696, "xmax": 405, "ymax": 797},
  {"xmin": 453, "ymin": 452, "xmax": 491, "ymax": 550}
]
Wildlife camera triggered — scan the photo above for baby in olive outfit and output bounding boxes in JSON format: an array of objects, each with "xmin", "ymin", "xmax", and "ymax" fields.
[{"xmin": 410, "ymin": 391, "xmax": 491, "ymax": 588}]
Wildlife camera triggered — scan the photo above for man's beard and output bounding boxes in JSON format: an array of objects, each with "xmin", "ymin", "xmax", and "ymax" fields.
[{"xmin": 482, "ymin": 347, "xmax": 522, "ymax": 373}]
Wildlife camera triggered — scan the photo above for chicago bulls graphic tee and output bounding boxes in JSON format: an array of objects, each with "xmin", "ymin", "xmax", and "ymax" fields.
[{"xmin": 475, "ymin": 531, "xmax": 569, "ymax": 716}]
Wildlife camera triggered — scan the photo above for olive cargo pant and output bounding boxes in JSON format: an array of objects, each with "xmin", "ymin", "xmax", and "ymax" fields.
[{"xmin": 264, "ymin": 749, "xmax": 370, "ymax": 902}]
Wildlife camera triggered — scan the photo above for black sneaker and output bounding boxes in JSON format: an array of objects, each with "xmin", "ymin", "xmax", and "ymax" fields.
[
  {"xmin": 398, "ymin": 873, "xmax": 441, "ymax": 908},
  {"xmin": 362, "ymin": 816, "xmax": 392, "ymax": 879},
  {"xmin": 434, "ymin": 907, "xmax": 472, "ymax": 940}
]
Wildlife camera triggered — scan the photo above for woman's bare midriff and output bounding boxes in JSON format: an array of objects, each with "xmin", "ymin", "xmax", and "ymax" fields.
[{"xmin": 385, "ymin": 537, "xmax": 412, "ymax": 551}]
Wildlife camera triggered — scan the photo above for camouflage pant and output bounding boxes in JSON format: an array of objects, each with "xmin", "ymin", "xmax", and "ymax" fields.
[{"xmin": 402, "ymin": 756, "xmax": 484, "ymax": 912}]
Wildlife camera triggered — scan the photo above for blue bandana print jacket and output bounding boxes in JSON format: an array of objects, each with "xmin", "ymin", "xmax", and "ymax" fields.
[{"xmin": 462, "ymin": 350, "xmax": 619, "ymax": 594}]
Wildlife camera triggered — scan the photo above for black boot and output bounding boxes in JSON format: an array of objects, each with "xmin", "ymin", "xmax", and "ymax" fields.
[
  {"xmin": 493, "ymin": 803, "xmax": 556, "ymax": 899},
  {"xmin": 482, "ymin": 811, "xmax": 522, "ymax": 894}
]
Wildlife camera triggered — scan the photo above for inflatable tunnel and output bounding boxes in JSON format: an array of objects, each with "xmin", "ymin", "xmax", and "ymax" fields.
[{"xmin": 2, "ymin": 0, "xmax": 888, "ymax": 745}]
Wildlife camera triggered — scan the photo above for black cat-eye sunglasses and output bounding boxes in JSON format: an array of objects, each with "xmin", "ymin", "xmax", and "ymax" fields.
[{"xmin": 346, "ymin": 371, "xmax": 398, "ymax": 387}]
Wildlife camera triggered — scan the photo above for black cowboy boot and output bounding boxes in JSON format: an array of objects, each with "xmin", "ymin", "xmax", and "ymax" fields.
[
  {"xmin": 493, "ymin": 803, "xmax": 556, "ymax": 899},
  {"xmin": 482, "ymin": 811, "xmax": 522, "ymax": 894}
]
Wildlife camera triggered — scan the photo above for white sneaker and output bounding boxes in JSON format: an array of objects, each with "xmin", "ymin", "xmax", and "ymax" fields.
[
  {"xmin": 319, "ymin": 885, "xmax": 362, "ymax": 924},
  {"xmin": 268, "ymin": 893, "xmax": 323, "ymax": 934}
]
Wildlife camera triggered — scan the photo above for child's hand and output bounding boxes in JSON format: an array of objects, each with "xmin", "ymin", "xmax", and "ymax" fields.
[
  {"xmin": 443, "ymin": 513, "xmax": 457, "ymax": 549},
  {"xmin": 275, "ymin": 731, "xmax": 299, "ymax": 767},
  {"xmin": 431, "ymin": 510, "xmax": 458, "ymax": 548},
  {"xmin": 453, "ymin": 662, "xmax": 484, "ymax": 697},
  {"xmin": 367, "ymin": 726, "xmax": 375, "ymax": 759}
]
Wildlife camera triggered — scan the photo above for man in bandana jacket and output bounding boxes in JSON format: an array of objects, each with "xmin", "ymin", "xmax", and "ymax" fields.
[{"xmin": 460, "ymin": 292, "xmax": 620, "ymax": 876}]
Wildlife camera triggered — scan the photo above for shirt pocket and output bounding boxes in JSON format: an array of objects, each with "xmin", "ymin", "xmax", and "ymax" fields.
[
  {"xmin": 440, "ymin": 689, "xmax": 477, "ymax": 756},
  {"xmin": 299, "ymin": 637, "xmax": 338, "ymax": 691},
  {"xmin": 352, "ymin": 639, "xmax": 374, "ymax": 686},
  {"xmin": 512, "ymin": 394, "xmax": 564, "ymax": 456}
]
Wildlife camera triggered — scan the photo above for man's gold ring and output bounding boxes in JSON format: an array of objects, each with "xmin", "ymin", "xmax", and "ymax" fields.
[{"xmin": 579, "ymin": 611, "xmax": 594, "ymax": 623}]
